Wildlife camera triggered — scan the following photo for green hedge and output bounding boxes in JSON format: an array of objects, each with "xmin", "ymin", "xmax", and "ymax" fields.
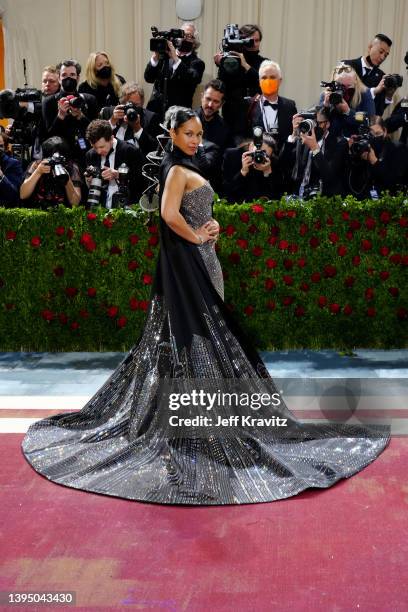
[{"xmin": 0, "ymin": 195, "xmax": 407, "ymax": 352}]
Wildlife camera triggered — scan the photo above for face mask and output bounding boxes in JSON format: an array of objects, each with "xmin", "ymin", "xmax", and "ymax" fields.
[
  {"xmin": 260, "ymin": 78, "xmax": 279, "ymax": 97},
  {"xmin": 343, "ymin": 88, "xmax": 355, "ymax": 103},
  {"xmin": 61, "ymin": 77, "xmax": 77, "ymax": 93},
  {"xmin": 96, "ymin": 66, "xmax": 112, "ymax": 79},
  {"xmin": 314, "ymin": 126, "xmax": 324, "ymax": 141},
  {"xmin": 371, "ymin": 136, "xmax": 384, "ymax": 153}
]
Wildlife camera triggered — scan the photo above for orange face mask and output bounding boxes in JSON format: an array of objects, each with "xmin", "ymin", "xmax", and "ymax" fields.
[{"xmin": 260, "ymin": 78, "xmax": 279, "ymax": 97}]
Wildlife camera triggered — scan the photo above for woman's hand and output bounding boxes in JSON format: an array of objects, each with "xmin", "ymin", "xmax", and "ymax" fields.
[
  {"xmin": 196, "ymin": 221, "xmax": 219, "ymax": 244},
  {"xmin": 34, "ymin": 159, "xmax": 52, "ymax": 175}
]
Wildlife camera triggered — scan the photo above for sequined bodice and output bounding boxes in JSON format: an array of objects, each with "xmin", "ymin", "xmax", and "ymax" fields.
[{"xmin": 180, "ymin": 182, "xmax": 214, "ymax": 229}]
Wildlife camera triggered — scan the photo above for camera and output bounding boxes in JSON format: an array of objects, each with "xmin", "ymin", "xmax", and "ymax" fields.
[
  {"xmin": 349, "ymin": 112, "xmax": 373, "ymax": 158},
  {"xmin": 298, "ymin": 112, "xmax": 316, "ymax": 135},
  {"xmin": 384, "ymin": 73, "xmax": 403, "ymax": 89},
  {"xmin": 150, "ymin": 26, "xmax": 191, "ymax": 56},
  {"xmin": 120, "ymin": 102, "xmax": 144, "ymax": 123},
  {"xmin": 247, "ymin": 126, "xmax": 267, "ymax": 164},
  {"xmin": 85, "ymin": 165, "xmax": 107, "ymax": 208},
  {"xmin": 0, "ymin": 87, "xmax": 41, "ymax": 119},
  {"xmin": 219, "ymin": 24, "xmax": 254, "ymax": 75},
  {"xmin": 320, "ymin": 80, "xmax": 347, "ymax": 106},
  {"xmin": 66, "ymin": 94, "xmax": 87, "ymax": 111},
  {"xmin": 111, "ymin": 163, "xmax": 130, "ymax": 208},
  {"xmin": 46, "ymin": 152, "xmax": 69, "ymax": 185}
]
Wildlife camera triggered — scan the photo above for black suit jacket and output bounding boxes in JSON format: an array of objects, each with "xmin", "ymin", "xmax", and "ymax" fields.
[
  {"xmin": 144, "ymin": 53, "xmax": 205, "ymax": 115},
  {"xmin": 249, "ymin": 95, "xmax": 297, "ymax": 151},
  {"xmin": 100, "ymin": 106, "xmax": 161, "ymax": 155},
  {"xmin": 85, "ymin": 138, "xmax": 145, "ymax": 204},
  {"xmin": 343, "ymin": 57, "xmax": 386, "ymax": 115},
  {"xmin": 0, "ymin": 153, "xmax": 24, "ymax": 206}
]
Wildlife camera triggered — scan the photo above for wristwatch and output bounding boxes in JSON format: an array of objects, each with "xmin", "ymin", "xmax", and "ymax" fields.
[{"xmin": 312, "ymin": 147, "xmax": 320, "ymax": 157}]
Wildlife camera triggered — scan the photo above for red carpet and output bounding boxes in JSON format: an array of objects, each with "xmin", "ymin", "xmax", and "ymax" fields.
[{"xmin": 1, "ymin": 435, "xmax": 407, "ymax": 611}]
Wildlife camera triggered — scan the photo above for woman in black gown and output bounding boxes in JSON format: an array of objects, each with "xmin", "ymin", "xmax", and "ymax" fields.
[{"xmin": 21, "ymin": 108, "xmax": 390, "ymax": 505}]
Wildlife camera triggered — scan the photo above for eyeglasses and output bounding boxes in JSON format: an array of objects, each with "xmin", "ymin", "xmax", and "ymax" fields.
[{"xmin": 334, "ymin": 64, "xmax": 353, "ymax": 74}]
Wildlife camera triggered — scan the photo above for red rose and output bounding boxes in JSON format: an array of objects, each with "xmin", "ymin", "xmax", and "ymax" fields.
[
  {"xmin": 229, "ymin": 252, "xmax": 241, "ymax": 264},
  {"xmin": 314, "ymin": 220, "xmax": 322, "ymax": 230},
  {"xmin": 70, "ymin": 321, "xmax": 80, "ymax": 331},
  {"xmin": 278, "ymin": 240, "xmax": 289, "ymax": 250},
  {"xmin": 318, "ymin": 296, "xmax": 327, "ymax": 308},
  {"xmin": 329, "ymin": 303, "xmax": 340, "ymax": 314},
  {"xmin": 388, "ymin": 287, "xmax": 399, "ymax": 297},
  {"xmin": 309, "ymin": 236, "xmax": 320, "ymax": 249},
  {"xmin": 342, "ymin": 211, "xmax": 350, "ymax": 220},
  {"xmin": 103, "ymin": 217, "xmax": 113, "ymax": 228},
  {"xmin": 129, "ymin": 297, "xmax": 139, "ymax": 310},
  {"xmin": 337, "ymin": 245, "xmax": 347, "ymax": 256},
  {"xmin": 6, "ymin": 230, "xmax": 17, "ymax": 240},
  {"xmin": 297, "ymin": 258, "xmax": 306, "ymax": 268},
  {"xmin": 225, "ymin": 224, "xmax": 236, "ymax": 236},
  {"xmin": 283, "ymin": 275, "xmax": 294, "ymax": 286},
  {"xmin": 365, "ymin": 287, "xmax": 374, "ymax": 301},
  {"xmin": 299, "ymin": 223, "xmax": 308, "ymax": 236},
  {"xmin": 344, "ymin": 276, "xmax": 355, "ymax": 288},
  {"xmin": 380, "ymin": 211, "xmax": 391, "ymax": 224},
  {"xmin": 352, "ymin": 255, "xmax": 361, "ymax": 266},
  {"xmin": 349, "ymin": 220, "xmax": 361, "ymax": 230},
  {"xmin": 268, "ymin": 236, "xmax": 278, "ymax": 246},
  {"xmin": 65, "ymin": 287, "xmax": 79, "ymax": 298},
  {"xmin": 79, "ymin": 309, "xmax": 89, "ymax": 319},
  {"xmin": 53, "ymin": 266, "xmax": 64, "ymax": 277},
  {"xmin": 31, "ymin": 236, "xmax": 41, "ymax": 248},
  {"xmin": 266, "ymin": 300, "xmax": 276, "ymax": 311},
  {"xmin": 142, "ymin": 274, "xmax": 153, "ymax": 285},
  {"xmin": 87, "ymin": 287, "xmax": 97, "ymax": 298},
  {"xmin": 390, "ymin": 254, "xmax": 402, "ymax": 265},
  {"xmin": 289, "ymin": 243, "xmax": 299, "ymax": 254},
  {"xmin": 148, "ymin": 225, "xmax": 158, "ymax": 234},
  {"xmin": 367, "ymin": 307, "xmax": 376, "ymax": 317},
  {"xmin": 117, "ymin": 316, "xmax": 127, "ymax": 328},
  {"xmin": 266, "ymin": 258, "xmax": 277, "ymax": 269},
  {"xmin": 251, "ymin": 204, "xmax": 264, "ymax": 213},
  {"xmin": 283, "ymin": 258, "xmax": 293, "ymax": 269},
  {"xmin": 222, "ymin": 270, "xmax": 229, "ymax": 280},
  {"xmin": 129, "ymin": 234, "xmax": 139, "ymax": 245},
  {"xmin": 361, "ymin": 239, "xmax": 372, "ymax": 251},
  {"xmin": 275, "ymin": 210, "xmax": 286, "ymax": 220},
  {"xmin": 80, "ymin": 233, "xmax": 96, "ymax": 252},
  {"xmin": 144, "ymin": 249, "xmax": 154, "ymax": 259},
  {"xmin": 379, "ymin": 271, "xmax": 390, "ymax": 281},
  {"xmin": 300, "ymin": 282, "xmax": 310, "ymax": 292},
  {"xmin": 250, "ymin": 269, "xmax": 260, "ymax": 278},
  {"xmin": 41, "ymin": 309, "xmax": 55, "ymax": 322},
  {"xmin": 248, "ymin": 224, "xmax": 258, "ymax": 234},
  {"xmin": 139, "ymin": 300, "xmax": 149, "ymax": 311},
  {"xmin": 270, "ymin": 225, "xmax": 280, "ymax": 236},
  {"xmin": 295, "ymin": 306, "xmax": 305, "ymax": 317},
  {"xmin": 265, "ymin": 278, "xmax": 276, "ymax": 291},
  {"xmin": 402, "ymin": 256, "xmax": 408, "ymax": 267},
  {"xmin": 252, "ymin": 246, "xmax": 263, "ymax": 257},
  {"xmin": 107, "ymin": 306, "xmax": 119, "ymax": 318},
  {"xmin": 240, "ymin": 212, "xmax": 250, "ymax": 223},
  {"xmin": 59, "ymin": 313, "xmax": 68, "ymax": 325},
  {"xmin": 67, "ymin": 228, "xmax": 74, "ymax": 240},
  {"xmin": 343, "ymin": 304, "xmax": 353, "ymax": 315},
  {"xmin": 110, "ymin": 245, "xmax": 122, "ymax": 255},
  {"xmin": 329, "ymin": 232, "xmax": 339, "ymax": 243},
  {"xmin": 378, "ymin": 228, "xmax": 387, "ymax": 239},
  {"xmin": 55, "ymin": 226, "xmax": 65, "ymax": 236},
  {"xmin": 311, "ymin": 272, "xmax": 321, "ymax": 283},
  {"xmin": 397, "ymin": 308, "xmax": 408, "ymax": 320},
  {"xmin": 282, "ymin": 296, "xmax": 294, "ymax": 306},
  {"xmin": 128, "ymin": 260, "xmax": 139, "ymax": 271},
  {"xmin": 365, "ymin": 217, "xmax": 376, "ymax": 230},
  {"xmin": 244, "ymin": 305, "xmax": 254, "ymax": 316},
  {"xmin": 399, "ymin": 217, "xmax": 408, "ymax": 227},
  {"xmin": 148, "ymin": 235, "xmax": 159, "ymax": 246},
  {"xmin": 346, "ymin": 231, "xmax": 354, "ymax": 241},
  {"xmin": 286, "ymin": 210, "xmax": 296, "ymax": 218},
  {"xmin": 236, "ymin": 238, "xmax": 248, "ymax": 249},
  {"xmin": 326, "ymin": 217, "xmax": 334, "ymax": 226},
  {"xmin": 87, "ymin": 212, "xmax": 97, "ymax": 221},
  {"xmin": 324, "ymin": 265, "xmax": 337, "ymax": 278},
  {"xmin": 379, "ymin": 246, "xmax": 390, "ymax": 256},
  {"xmin": 367, "ymin": 267, "xmax": 374, "ymax": 275}
]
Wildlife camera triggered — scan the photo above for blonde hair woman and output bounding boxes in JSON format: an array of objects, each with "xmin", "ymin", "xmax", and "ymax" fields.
[{"xmin": 78, "ymin": 51, "xmax": 125, "ymax": 111}]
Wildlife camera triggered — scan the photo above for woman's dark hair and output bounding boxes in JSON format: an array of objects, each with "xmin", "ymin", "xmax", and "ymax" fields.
[
  {"xmin": 164, "ymin": 106, "xmax": 198, "ymax": 131},
  {"xmin": 239, "ymin": 24, "xmax": 262, "ymax": 41},
  {"xmin": 42, "ymin": 136, "xmax": 71, "ymax": 159},
  {"xmin": 262, "ymin": 133, "xmax": 278, "ymax": 157}
]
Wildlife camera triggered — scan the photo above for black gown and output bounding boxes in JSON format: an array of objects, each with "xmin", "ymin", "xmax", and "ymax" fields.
[{"xmin": 21, "ymin": 149, "xmax": 391, "ymax": 505}]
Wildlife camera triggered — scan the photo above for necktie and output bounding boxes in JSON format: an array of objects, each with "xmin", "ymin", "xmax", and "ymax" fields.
[
  {"xmin": 264, "ymin": 101, "xmax": 278, "ymax": 110},
  {"xmin": 365, "ymin": 67, "xmax": 372, "ymax": 77}
]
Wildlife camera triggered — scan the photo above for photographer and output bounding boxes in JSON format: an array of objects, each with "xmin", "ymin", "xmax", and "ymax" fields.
[
  {"xmin": 222, "ymin": 131, "xmax": 283, "ymax": 202},
  {"xmin": 347, "ymin": 117, "xmax": 408, "ymax": 199},
  {"xmin": 384, "ymin": 97, "xmax": 408, "ymax": 145},
  {"xmin": 100, "ymin": 82, "xmax": 161, "ymax": 156},
  {"xmin": 343, "ymin": 34, "xmax": 393, "ymax": 116},
  {"xmin": 144, "ymin": 22, "xmax": 205, "ymax": 117},
  {"xmin": 85, "ymin": 119, "xmax": 144, "ymax": 208},
  {"xmin": 214, "ymin": 24, "xmax": 267, "ymax": 138},
  {"xmin": 281, "ymin": 107, "xmax": 348, "ymax": 198},
  {"xmin": 20, "ymin": 136, "xmax": 82, "ymax": 208},
  {"xmin": 247, "ymin": 60, "xmax": 297, "ymax": 152},
  {"xmin": 42, "ymin": 59, "xmax": 98, "ymax": 166},
  {"xmin": 78, "ymin": 51, "xmax": 125, "ymax": 112},
  {"xmin": 0, "ymin": 132, "xmax": 24, "ymax": 207},
  {"xmin": 319, "ymin": 64, "xmax": 375, "ymax": 138}
]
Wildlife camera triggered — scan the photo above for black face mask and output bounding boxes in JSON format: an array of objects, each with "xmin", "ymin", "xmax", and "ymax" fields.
[
  {"xmin": 314, "ymin": 126, "xmax": 324, "ymax": 141},
  {"xmin": 96, "ymin": 66, "xmax": 112, "ymax": 80},
  {"xmin": 61, "ymin": 77, "xmax": 77, "ymax": 93},
  {"xmin": 371, "ymin": 136, "xmax": 385, "ymax": 154}
]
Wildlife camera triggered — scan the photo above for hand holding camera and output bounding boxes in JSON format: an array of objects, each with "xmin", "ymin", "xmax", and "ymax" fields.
[{"xmin": 34, "ymin": 159, "xmax": 52, "ymax": 176}]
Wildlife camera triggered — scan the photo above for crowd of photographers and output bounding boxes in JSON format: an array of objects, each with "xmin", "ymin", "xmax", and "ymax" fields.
[{"xmin": 1, "ymin": 24, "xmax": 408, "ymax": 209}]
